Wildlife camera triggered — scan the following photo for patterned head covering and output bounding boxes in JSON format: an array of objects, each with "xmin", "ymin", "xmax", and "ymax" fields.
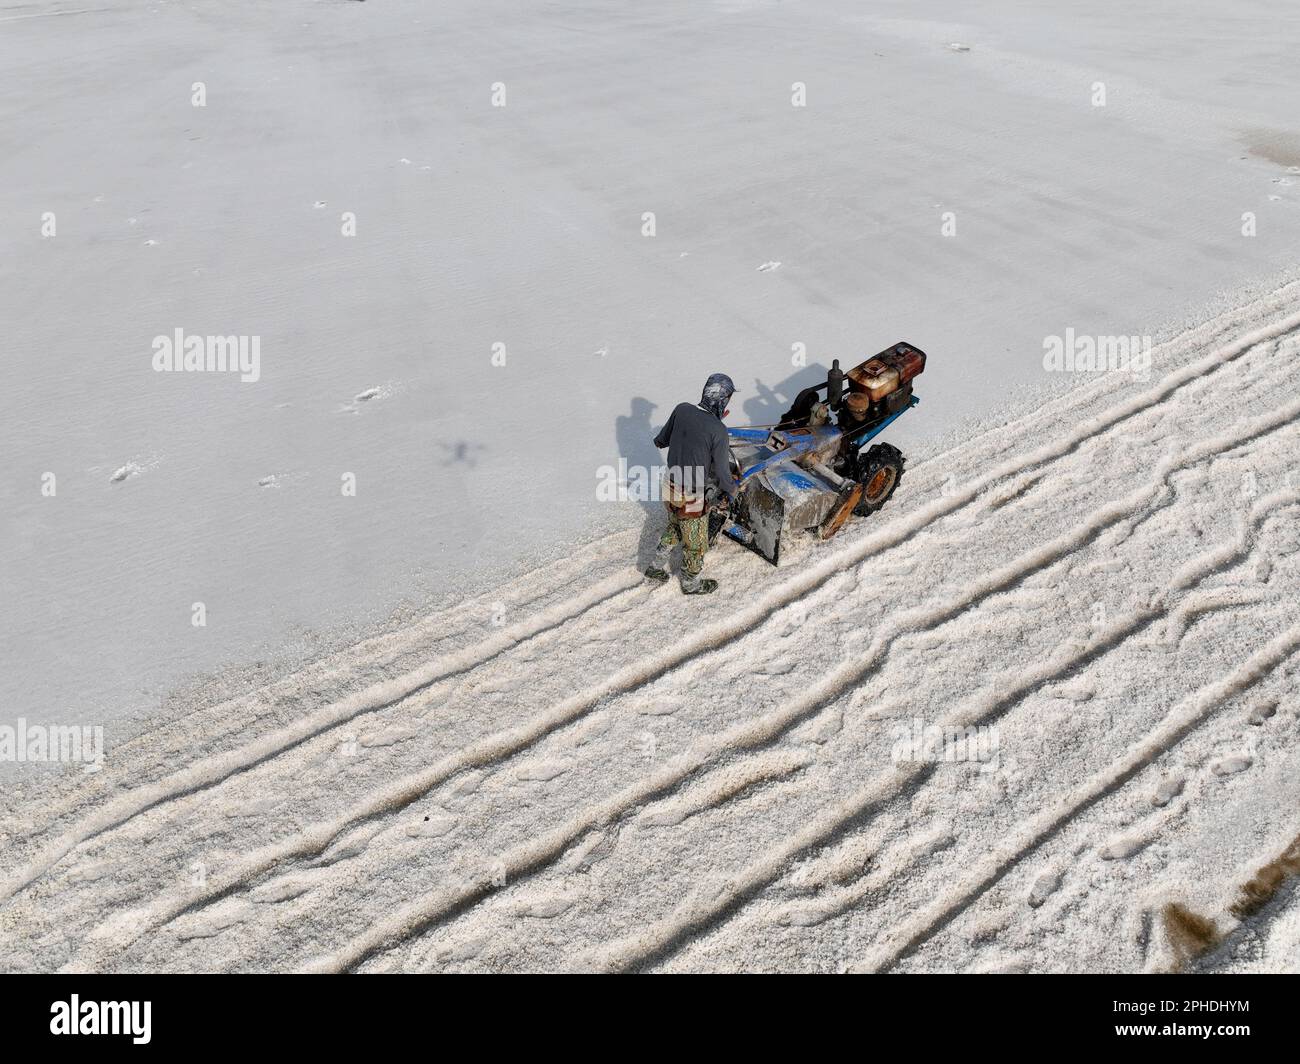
[{"xmin": 699, "ymin": 373, "xmax": 736, "ymax": 418}]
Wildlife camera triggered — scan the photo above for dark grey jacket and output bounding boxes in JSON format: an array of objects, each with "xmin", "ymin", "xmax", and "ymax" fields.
[{"xmin": 653, "ymin": 402, "xmax": 739, "ymax": 499}]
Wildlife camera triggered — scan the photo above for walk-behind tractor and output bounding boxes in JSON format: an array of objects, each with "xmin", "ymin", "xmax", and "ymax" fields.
[{"xmin": 717, "ymin": 341, "xmax": 926, "ymax": 565}]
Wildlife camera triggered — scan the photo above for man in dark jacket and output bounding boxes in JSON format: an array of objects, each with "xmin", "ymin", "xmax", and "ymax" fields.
[{"xmin": 645, "ymin": 373, "xmax": 739, "ymax": 594}]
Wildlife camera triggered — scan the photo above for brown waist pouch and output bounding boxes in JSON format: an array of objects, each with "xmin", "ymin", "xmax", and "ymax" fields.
[{"xmin": 662, "ymin": 473, "xmax": 706, "ymax": 517}]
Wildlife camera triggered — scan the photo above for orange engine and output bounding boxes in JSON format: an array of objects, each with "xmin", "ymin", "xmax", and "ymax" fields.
[{"xmin": 846, "ymin": 342, "xmax": 927, "ymax": 402}]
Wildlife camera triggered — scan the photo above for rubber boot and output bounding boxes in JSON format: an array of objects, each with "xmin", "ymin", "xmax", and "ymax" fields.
[
  {"xmin": 644, "ymin": 544, "xmax": 672, "ymax": 583},
  {"xmin": 680, "ymin": 573, "xmax": 718, "ymax": 595}
]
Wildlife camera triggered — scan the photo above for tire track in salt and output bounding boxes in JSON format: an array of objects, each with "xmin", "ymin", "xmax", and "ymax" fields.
[
  {"xmin": 6, "ymin": 532, "xmax": 641, "ymax": 844},
  {"xmin": 565, "ymin": 473, "xmax": 1300, "ymax": 972},
  {"xmin": 307, "ymin": 392, "xmax": 1300, "ymax": 973},
  {"xmin": 29, "ymin": 303, "xmax": 1300, "ymax": 952},
  {"xmin": 854, "ymin": 617, "xmax": 1300, "ymax": 972},
  {"xmin": 673, "ymin": 511, "xmax": 1295, "ymax": 954},
  {"xmin": 109, "ymin": 525, "xmax": 640, "ymax": 763},
  {"xmin": 897, "ymin": 279, "xmax": 1300, "ymax": 489},
  {"xmin": 81, "ymin": 291, "xmax": 1284, "ymax": 836},
  {"xmin": 152, "ymin": 315, "xmax": 1299, "ymax": 949},
  {"xmin": 0, "ymin": 570, "xmax": 644, "ymax": 904}
]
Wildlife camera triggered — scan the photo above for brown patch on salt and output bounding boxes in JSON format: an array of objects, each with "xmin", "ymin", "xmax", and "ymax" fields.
[
  {"xmin": 1229, "ymin": 832, "xmax": 1300, "ymax": 920},
  {"xmin": 1161, "ymin": 902, "xmax": 1219, "ymax": 968},
  {"xmin": 1240, "ymin": 128, "xmax": 1300, "ymax": 168}
]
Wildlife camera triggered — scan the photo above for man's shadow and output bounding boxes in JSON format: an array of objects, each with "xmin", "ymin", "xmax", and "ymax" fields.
[
  {"xmin": 615, "ymin": 397, "xmax": 668, "ymax": 568},
  {"xmin": 742, "ymin": 364, "xmax": 831, "ymax": 427}
]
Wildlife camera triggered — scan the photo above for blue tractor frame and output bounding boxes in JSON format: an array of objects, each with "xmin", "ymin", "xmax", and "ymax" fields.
[{"xmin": 719, "ymin": 389, "xmax": 919, "ymax": 565}]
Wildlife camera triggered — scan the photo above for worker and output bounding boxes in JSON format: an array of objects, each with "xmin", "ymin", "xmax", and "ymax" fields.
[{"xmin": 645, "ymin": 372, "xmax": 739, "ymax": 594}]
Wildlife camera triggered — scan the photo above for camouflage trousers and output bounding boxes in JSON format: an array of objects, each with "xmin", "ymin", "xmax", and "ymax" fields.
[{"xmin": 656, "ymin": 510, "xmax": 709, "ymax": 578}]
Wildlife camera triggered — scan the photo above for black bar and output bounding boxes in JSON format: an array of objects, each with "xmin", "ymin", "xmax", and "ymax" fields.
[{"xmin": 3, "ymin": 973, "xmax": 1293, "ymax": 1052}]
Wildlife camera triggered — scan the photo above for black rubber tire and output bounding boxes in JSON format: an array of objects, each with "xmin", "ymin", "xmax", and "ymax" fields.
[{"xmin": 854, "ymin": 443, "xmax": 905, "ymax": 516}]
